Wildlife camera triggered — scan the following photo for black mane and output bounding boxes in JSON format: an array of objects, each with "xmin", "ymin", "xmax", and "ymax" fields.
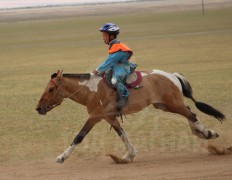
[
  {"xmin": 51, "ymin": 73, "xmax": 91, "ymax": 80},
  {"xmin": 63, "ymin": 73, "xmax": 91, "ymax": 79}
]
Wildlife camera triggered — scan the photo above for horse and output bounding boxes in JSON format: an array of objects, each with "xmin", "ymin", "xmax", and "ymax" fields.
[{"xmin": 36, "ymin": 70, "xmax": 225, "ymax": 164}]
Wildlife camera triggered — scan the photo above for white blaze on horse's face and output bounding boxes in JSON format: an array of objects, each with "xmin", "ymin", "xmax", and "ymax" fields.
[{"xmin": 78, "ymin": 76, "xmax": 102, "ymax": 92}]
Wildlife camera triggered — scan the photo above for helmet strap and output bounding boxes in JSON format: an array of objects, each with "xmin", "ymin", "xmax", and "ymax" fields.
[{"xmin": 108, "ymin": 34, "xmax": 116, "ymax": 44}]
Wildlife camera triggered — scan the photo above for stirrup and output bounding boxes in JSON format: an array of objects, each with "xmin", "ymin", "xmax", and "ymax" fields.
[
  {"xmin": 115, "ymin": 96, "xmax": 128, "ymax": 119},
  {"xmin": 116, "ymin": 107, "xmax": 123, "ymax": 120},
  {"xmin": 116, "ymin": 99, "xmax": 124, "ymax": 118},
  {"xmin": 116, "ymin": 98, "xmax": 125, "ymax": 108}
]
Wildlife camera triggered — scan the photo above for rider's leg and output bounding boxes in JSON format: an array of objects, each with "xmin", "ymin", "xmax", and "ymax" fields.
[
  {"xmin": 111, "ymin": 65, "xmax": 129, "ymax": 108},
  {"xmin": 112, "ymin": 79, "xmax": 129, "ymax": 107}
]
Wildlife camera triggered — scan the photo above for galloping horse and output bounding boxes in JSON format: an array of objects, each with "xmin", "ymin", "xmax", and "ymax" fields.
[{"xmin": 36, "ymin": 70, "xmax": 225, "ymax": 163}]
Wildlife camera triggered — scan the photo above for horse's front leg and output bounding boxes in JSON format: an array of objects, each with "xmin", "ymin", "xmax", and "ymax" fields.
[
  {"xmin": 106, "ymin": 118, "xmax": 136, "ymax": 163},
  {"xmin": 56, "ymin": 116, "xmax": 101, "ymax": 163},
  {"xmin": 119, "ymin": 128, "xmax": 136, "ymax": 163}
]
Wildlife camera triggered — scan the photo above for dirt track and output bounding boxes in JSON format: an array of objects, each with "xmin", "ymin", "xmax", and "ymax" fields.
[{"xmin": 1, "ymin": 152, "xmax": 232, "ymax": 180}]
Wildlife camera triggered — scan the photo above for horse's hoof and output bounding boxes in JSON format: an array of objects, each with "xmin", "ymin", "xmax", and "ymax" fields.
[
  {"xmin": 56, "ymin": 156, "xmax": 64, "ymax": 163},
  {"xmin": 208, "ymin": 130, "xmax": 219, "ymax": 139},
  {"xmin": 106, "ymin": 154, "xmax": 129, "ymax": 164}
]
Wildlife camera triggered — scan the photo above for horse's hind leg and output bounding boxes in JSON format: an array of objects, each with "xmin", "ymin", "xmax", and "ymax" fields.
[
  {"xmin": 105, "ymin": 117, "xmax": 136, "ymax": 163},
  {"xmin": 153, "ymin": 103, "xmax": 219, "ymax": 139},
  {"xmin": 185, "ymin": 106, "xmax": 219, "ymax": 139}
]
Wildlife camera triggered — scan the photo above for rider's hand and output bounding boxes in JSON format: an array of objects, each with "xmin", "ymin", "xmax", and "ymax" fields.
[
  {"xmin": 92, "ymin": 70, "xmax": 98, "ymax": 75},
  {"xmin": 90, "ymin": 70, "xmax": 99, "ymax": 77}
]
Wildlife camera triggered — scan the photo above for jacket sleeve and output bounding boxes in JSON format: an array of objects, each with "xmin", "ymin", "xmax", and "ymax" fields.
[{"xmin": 96, "ymin": 51, "xmax": 129, "ymax": 74}]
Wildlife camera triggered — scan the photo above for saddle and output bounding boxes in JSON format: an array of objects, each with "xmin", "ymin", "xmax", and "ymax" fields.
[{"xmin": 103, "ymin": 70, "xmax": 143, "ymax": 89}]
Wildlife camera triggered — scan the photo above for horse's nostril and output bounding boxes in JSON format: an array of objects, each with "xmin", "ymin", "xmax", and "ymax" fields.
[{"xmin": 36, "ymin": 107, "xmax": 41, "ymax": 112}]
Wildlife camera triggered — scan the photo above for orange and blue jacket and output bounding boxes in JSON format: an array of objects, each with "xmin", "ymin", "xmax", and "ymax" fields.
[{"xmin": 96, "ymin": 40, "xmax": 133, "ymax": 74}]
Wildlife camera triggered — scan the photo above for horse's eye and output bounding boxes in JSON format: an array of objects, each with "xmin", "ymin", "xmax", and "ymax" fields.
[{"xmin": 49, "ymin": 87, "xmax": 55, "ymax": 93}]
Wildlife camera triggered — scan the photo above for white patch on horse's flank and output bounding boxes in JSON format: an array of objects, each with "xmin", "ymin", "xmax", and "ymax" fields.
[
  {"xmin": 152, "ymin": 70, "xmax": 182, "ymax": 92},
  {"xmin": 100, "ymin": 100, "xmax": 103, "ymax": 105},
  {"xmin": 79, "ymin": 76, "xmax": 102, "ymax": 92}
]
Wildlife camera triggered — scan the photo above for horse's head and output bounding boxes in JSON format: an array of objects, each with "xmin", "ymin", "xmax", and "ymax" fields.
[{"xmin": 36, "ymin": 70, "xmax": 64, "ymax": 115}]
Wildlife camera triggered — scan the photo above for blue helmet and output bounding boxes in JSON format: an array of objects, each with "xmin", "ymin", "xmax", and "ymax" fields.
[{"xmin": 99, "ymin": 23, "xmax": 120, "ymax": 36}]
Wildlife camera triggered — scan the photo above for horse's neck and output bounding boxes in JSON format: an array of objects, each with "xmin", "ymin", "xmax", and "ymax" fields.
[{"xmin": 62, "ymin": 78, "xmax": 93, "ymax": 106}]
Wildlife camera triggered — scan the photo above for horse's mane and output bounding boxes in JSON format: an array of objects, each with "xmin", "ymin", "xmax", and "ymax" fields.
[{"xmin": 51, "ymin": 73, "xmax": 91, "ymax": 80}]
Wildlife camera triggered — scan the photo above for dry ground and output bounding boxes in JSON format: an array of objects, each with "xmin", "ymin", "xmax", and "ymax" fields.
[{"xmin": 1, "ymin": 152, "xmax": 232, "ymax": 180}]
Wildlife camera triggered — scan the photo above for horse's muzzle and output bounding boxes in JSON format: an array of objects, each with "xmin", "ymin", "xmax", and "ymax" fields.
[{"xmin": 36, "ymin": 106, "xmax": 48, "ymax": 115}]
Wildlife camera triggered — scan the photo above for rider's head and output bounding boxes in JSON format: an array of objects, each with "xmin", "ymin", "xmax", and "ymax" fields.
[{"xmin": 99, "ymin": 23, "xmax": 120, "ymax": 44}]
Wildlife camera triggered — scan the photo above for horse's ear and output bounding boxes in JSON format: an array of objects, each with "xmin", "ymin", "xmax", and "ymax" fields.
[
  {"xmin": 51, "ymin": 73, "xmax": 57, "ymax": 79},
  {"xmin": 57, "ymin": 70, "xmax": 63, "ymax": 78}
]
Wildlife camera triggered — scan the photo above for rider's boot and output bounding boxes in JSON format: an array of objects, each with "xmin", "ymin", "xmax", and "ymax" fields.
[{"xmin": 116, "ymin": 89, "xmax": 129, "ymax": 118}]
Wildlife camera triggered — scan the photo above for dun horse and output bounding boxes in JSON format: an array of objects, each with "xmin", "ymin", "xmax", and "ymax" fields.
[{"xmin": 36, "ymin": 70, "xmax": 225, "ymax": 163}]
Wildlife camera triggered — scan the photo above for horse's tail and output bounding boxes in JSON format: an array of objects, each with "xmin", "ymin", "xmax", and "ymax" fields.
[{"xmin": 174, "ymin": 72, "xmax": 225, "ymax": 122}]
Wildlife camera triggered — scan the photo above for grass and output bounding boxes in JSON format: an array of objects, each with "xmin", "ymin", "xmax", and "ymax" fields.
[{"xmin": 0, "ymin": 7, "xmax": 232, "ymax": 165}]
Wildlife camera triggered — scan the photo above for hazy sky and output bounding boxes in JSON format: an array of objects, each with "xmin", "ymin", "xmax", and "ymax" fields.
[{"xmin": 0, "ymin": 0, "xmax": 133, "ymax": 9}]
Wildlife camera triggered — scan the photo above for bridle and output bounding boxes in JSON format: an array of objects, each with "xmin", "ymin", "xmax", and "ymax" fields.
[
  {"xmin": 39, "ymin": 77, "xmax": 89, "ymax": 112},
  {"xmin": 39, "ymin": 78, "xmax": 64, "ymax": 112}
]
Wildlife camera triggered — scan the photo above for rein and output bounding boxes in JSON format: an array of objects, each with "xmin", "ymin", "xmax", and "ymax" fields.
[
  {"xmin": 60, "ymin": 73, "xmax": 91, "ymax": 99},
  {"xmin": 65, "ymin": 80, "xmax": 89, "ymax": 99}
]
